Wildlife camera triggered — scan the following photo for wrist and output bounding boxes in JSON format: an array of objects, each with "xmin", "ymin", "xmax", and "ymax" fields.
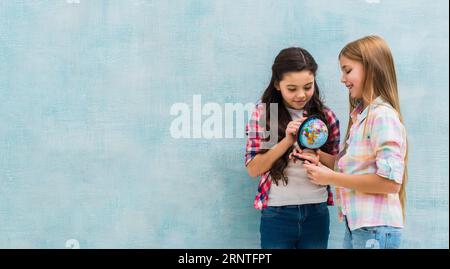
[
  {"xmin": 283, "ymin": 135, "xmax": 295, "ymax": 146},
  {"xmin": 329, "ymin": 170, "xmax": 339, "ymax": 185}
]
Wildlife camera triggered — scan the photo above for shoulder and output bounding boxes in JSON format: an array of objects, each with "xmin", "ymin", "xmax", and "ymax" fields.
[
  {"xmin": 248, "ymin": 100, "xmax": 266, "ymax": 123},
  {"xmin": 254, "ymin": 100, "xmax": 265, "ymax": 110},
  {"xmin": 251, "ymin": 100, "xmax": 265, "ymax": 116},
  {"xmin": 370, "ymin": 102, "xmax": 401, "ymax": 122},
  {"xmin": 369, "ymin": 102, "xmax": 405, "ymax": 132}
]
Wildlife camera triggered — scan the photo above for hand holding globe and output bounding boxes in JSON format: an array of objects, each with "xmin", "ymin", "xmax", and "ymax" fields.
[{"xmin": 293, "ymin": 115, "xmax": 329, "ymax": 162}]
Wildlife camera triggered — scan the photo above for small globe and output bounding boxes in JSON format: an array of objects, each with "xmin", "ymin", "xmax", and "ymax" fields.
[{"xmin": 298, "ymin": 117, "xmax": 329, "ymax": 149}]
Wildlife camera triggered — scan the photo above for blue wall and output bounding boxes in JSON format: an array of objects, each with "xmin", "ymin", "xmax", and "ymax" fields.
[{"xmin": 0, "ymin": 0, "xmax": 448, "ymax": 248}]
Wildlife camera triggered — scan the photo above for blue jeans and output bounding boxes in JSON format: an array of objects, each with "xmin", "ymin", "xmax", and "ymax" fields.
[
  {"xmin": 260, "ymin": 202, "xmax": 330, "ymax": 249},
  {"xmin": 343, "ymin": 217, "xmax": 402, "ymax": 249}
]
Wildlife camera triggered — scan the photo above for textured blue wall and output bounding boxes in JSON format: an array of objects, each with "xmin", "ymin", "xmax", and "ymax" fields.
[{"xmin": 0, "ymin": 0, "xmax": 448, "ymax": 248}]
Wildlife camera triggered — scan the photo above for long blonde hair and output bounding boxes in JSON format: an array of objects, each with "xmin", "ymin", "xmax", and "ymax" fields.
[{"xmin": 339, "ymin": 35, "xmax": 408, "ymax": 221}]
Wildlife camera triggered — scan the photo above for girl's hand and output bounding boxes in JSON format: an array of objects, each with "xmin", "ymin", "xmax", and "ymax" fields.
[
  {"xmin": 303, "ymin": 161, "xmax": 335, "ymax": 186},
  {"xmin": 289, "ymin": 147, "xmax": 319, "ymax": 165},
  {"xmin": 285, "ymin": 117, "xmax": 307, "ymax": 145},
  {"xmin": 299, "ymin": 148, "xmax": 319, "ymax": 165},
  {"xmin": 289, "ymin": 145, "xmax": 301, "ymax": 163}
]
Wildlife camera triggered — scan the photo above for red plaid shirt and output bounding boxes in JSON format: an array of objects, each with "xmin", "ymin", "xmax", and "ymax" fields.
[{"xmin": 245, "ymin": 102, "xmax": 340, "ymax": 210}]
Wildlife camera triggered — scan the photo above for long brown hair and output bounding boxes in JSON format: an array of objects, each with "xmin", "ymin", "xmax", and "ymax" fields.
[
  {"xmin": 260, "ymin": 47, "xmax": 333, "ymax": 186},
  {"xmin": 339, "ymin": 35, "xmax": 408, "ymax": 221}
]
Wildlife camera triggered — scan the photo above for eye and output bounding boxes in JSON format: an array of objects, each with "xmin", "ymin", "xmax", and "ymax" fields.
[
  {"xmin": 287, "ymin": 88, "xmax": 296, "ymax": 91},
  {"xmin": 346, "ymin": 69, "xmax": 352, "ymax": 74},
  {"xmin": 304, "ymin": 86, "xmax": 312, "ymax": 90}
]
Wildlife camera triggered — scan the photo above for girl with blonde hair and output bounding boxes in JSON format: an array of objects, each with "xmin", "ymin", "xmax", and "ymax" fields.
[{"xmin": 296, "ymin": 35, "xmax": 408, "ymax": 249}]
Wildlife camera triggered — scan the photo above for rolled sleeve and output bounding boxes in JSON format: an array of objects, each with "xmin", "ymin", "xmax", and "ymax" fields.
[
  {"xmin": 376, "ymin": 158, "xmax": 405, "ymax": 184},
  {"xmin": 370, "ymin": 110, "xmax": 407, "ymax": 184}
]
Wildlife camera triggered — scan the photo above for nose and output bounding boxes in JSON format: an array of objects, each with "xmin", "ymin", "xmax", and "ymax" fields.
[
  {"xmin": 340, "ymin": 74, "xmax": 346, "ymax": 84},
  {"xmin": 296, "ymin": 91, "xmax": 306, "ymax": 100}
]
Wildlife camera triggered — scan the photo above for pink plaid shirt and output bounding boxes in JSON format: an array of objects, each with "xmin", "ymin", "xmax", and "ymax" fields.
[
  {"xmin": 336, "ymin": 97, "xmax": 407, "ymax": 230},
  {"xmin": 245, "ymin": 101, "xmax": 340, "ymax": 210}
]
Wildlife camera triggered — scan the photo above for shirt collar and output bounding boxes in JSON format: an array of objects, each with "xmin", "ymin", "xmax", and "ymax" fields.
[
  {"xmin": 350, "ymin": 96, "xmax": 387, "ymax": 124},
  {"xmin": 284, "ymin": 104, "xmax": 308, "ymax": 117}
]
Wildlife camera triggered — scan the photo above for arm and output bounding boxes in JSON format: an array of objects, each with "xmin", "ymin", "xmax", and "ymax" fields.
[
  {"xmin": 318, "ymin": 150, "xmax": 337, "ymax": 170},
  {"xmin": 302, "ymin": 162, "xmax": 401, "ymax": 194},
  {"xmin": 247, "ymin": 137, "xmax": 294, "ymax": 177},
  {"xmin": 330, "ymin": 172, "xmax": 401, "ymax": 194},
  {"xmin": 303, "ymin": 107, "xmax": 405, "ymax": 195},
  {"xmin": 330, "ymin": 108, "xmax": 405, "ymax": 194}
]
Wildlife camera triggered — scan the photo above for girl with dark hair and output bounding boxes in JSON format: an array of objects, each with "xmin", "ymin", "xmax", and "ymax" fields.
[{"xmin": 244, "ymin": 47, "xmax": 340, "ymax": 249}]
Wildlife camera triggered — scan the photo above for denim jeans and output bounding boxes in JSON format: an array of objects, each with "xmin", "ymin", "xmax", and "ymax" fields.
[
  {"xmin": 343, "ymin": 217, "xmax": 402, "ymax": 249},
  {"xmin": 260, "ymin": 202, "xmax": 330, "ymax": 249}
]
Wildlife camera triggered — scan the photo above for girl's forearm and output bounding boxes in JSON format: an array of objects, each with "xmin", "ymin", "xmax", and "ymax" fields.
[
  {"xmin": 247, "ymin": 137, "xmax": 293, "ymax": 177},
  {"xmin": 330, "ymin": 172, "xmax": 401, "ymax": 194},
  {"xmin": 318, "ymin": 150, "xmax": 337, "ymax": 169}
]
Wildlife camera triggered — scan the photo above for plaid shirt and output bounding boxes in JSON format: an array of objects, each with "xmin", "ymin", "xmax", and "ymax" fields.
[
  {"xmin": 245, "ymin": 101, "xmax": 340, "ymax": 210},
  {"xmin": 336, "ymin": 97, "xmax": 407, "ymax": 230}
]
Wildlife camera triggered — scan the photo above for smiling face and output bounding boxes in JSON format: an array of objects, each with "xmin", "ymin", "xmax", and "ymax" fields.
[
  {"xmin": 339, "ymin": 56, "xmax": 365, "ymax": 100},
  {"xmin": 275, "ymin": 70, "xmax": 315, "ymax": 110}
]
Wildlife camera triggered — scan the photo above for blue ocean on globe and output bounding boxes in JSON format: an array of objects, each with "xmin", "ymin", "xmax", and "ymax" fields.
[{"xmin": 298, "ymin": 118, "xmax": 329, "ymax": 149}]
